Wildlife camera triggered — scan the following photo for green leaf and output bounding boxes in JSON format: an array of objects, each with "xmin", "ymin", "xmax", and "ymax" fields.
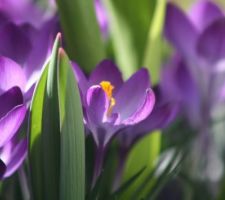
[
  {"xmin": 57, "ymin": 0, "xmax": 105, "ymax": 72},
  {"xmin": 58, "ymin": 49, "xmax": 85, "ymax": 200},
  {"xmin": 121, "ymin": 131, "xmax": 161, "ymax": 199},
  {"xmin": 29, "ymin": 34, "xmax": 62, "ymax": 200},
  {"xmin": 29, "ymin": 63, "xmax": 48, "ymax": 200},
  {"xmin": 109, "ymin": 167, "xmax": 146, "ymax": 200},
  {"xmin": 87, "ymin": 141, "xmax": 118, "ymax": 200},
  {"xmin": 103, "ymin": 0, "xmax": 157, "ymax": 78},
  {"xmin": 145, "ymin": 149, "xmax": 185, "ymax": 199},
  {"xmin": 143, "ymin": 0, "xmax": 166, "ymax": 84},
  {"xmin": 41, "ymin": 33, "xmax": 61, "ymax": 200}
]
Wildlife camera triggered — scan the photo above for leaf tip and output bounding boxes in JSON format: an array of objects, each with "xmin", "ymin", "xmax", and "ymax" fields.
[
  {"xmin": 58, "ymin": 47, "xmax": 66, "ymax": 58},
  {"xmin": 55, "ymin": 32, "xmax": 63, "ymax": 46}
]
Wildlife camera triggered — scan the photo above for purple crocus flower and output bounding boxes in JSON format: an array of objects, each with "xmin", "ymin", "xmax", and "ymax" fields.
[
  {"xmin": 0, "ymin": 87, "xmax": 27, "ymax": 178},
  {"xmin": 164, "ymin": 1, "xmax": 225, "ymax": 129},
  {"xmin": 0, "ymin": 0, "xmax": 57, "ymax": 178},
  {"xmin": 163, "ymin": 1, "xmax": 225, "ymax": 180},
  {"xmin": 73, "ymin": 60, "xmax": 155, "ymax": 184},
  {"xmin": 0, "ymin": 1, "xmax": 57, "ymax": 101}
]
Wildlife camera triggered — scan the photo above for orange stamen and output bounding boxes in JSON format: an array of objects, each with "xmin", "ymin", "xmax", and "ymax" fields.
[{"xmin": 100, "ymin": 81, "xmax": 116, "ymax": 115}]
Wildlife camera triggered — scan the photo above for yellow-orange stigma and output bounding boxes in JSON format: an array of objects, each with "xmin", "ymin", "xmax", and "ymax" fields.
[{"xmin": 100, "ymin": 81, "xmax": 116, "ymax": 115}]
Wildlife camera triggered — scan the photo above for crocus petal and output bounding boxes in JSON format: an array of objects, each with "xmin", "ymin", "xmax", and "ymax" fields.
[
  {"xmin": 86, "ymin": 86, "xmax": 109, "ymax": 125},
  {"xmin": 0, "ymin": 105, "xmax": 26, "ymax": 148},
  {"xmin": 114, "ymin": 68, "xmax": 150, "ymax": 120},
  {"xmin": 0, "ymin": 23, "xmax": 32, "ymax": 65},
  {"xmin": 0, "ymin": 56, "xmax": 26, "ymax": 91},
  {"xmin": 197, "ymin": 18, "xmax": 225, "ymax": 63},
  {"xmin": 72, "ymin": 62, "xmax": 89, "ymax": 99},
  {"xmin": 122, "ymin": 88, "xmax": 155, "ymax": 125},
  {"xmin": 24, "ymin": 17, "xmax": 57, "ymax": 79},
  {"xmin": 3, "ymin": 139, "xmax": 27, "ymax": 178},
  {"xmin": 134, "ymin": 102, "xmax": 178, "ymax": 137},
  {"xmin": 0, "ymin": 160, "xmax": 6, "ymax": 179},
  {"xmin": 0, "ymin": 12, "xmax": 9, "ymax": 26},
  {"xmin": 0, "ymin": 137, "xmax": 13, "ymax": 164},
  {"xmin": 0, "ymin": 0, "xmax": 47, "ymax": 28},
  {"xmin": 24, "ymin": 69, "xmax": 42, "ymax": 99},
  {"xmin": 165, "ymin": 3, "xmax": 197, "ymax": 58},
  {"xmin": 89, "ymin": 60, "xmax": 123, "ymax": 93},
  {"xmin": 161, "ymin": 56, "xmax": 199, "ymax": 101},
  {"xmin": 0, "ymin": 87, "xmax": 23, "ymax": 119},
  {"xmin": 189, "ymin": 1, "xmax": 224, "ymax": 32},
  {"xmin": 119, "ymin": 102, "xmax": 178, "ymax": 148},
  {"xmin": 161, "ymin": 57, "xmax": 201, "ymax": 127}
]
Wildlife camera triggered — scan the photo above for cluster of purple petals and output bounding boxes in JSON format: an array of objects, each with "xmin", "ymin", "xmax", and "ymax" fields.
[
  {"xmin": 73, "ymin": 60, "xmax": 177, "ymax": 184},
  {"xmin": 0, "ymin": 0, "xmax": 57, "ymax": 178},
  {"xmin": 163, "ymin": 1, "xmax": 225, "ymax": 129}
]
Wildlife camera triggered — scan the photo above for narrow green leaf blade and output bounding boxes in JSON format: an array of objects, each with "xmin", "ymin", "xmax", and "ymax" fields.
[
  {"xmin": 143, "ymin": 0, "xmax": 166, "ymax": 84},
  {"xmin": 110, "ymin": 167, "xmax": 146, "ymax": 200},
  {"xmin": 121, "ymin": 131, "xmax": 161, "ymax": 199},
  {"xmin": 57, "ymin": 0, "xmax": 105, "ymax": 72},
  {"xmin": 29, "ymin": 63, "xmax": 48, "ymax": 200},
  {"xmin": 41, "ymin": 33, "xmax": 61, "ymax": 200},
  {"xmin": 58, "ymin": 48, "xmax": 85, "ymax": 200},
  {"xmin": 103, "ymin": 0, "xmax": 156, "ymax": 78}
]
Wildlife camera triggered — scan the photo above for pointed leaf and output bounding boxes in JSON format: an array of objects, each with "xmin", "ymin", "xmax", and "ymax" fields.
[
  {"xmin": 29, "ymin": 63, "xmax": 48, "ymax": 200},
  {"xmin": 58, "ymin": 48, "xmax": 85, "ymax": 200},
  {"xmin": 29, "ymin": 33, "xmax": 62, "ymax": 200},
  {"xmin": 41, "ymin": 33, "xmax": 61, "ymax": 200},
  {"xmin": 121, "ymin": 131, "xmax": 161, "ymax": 199}
]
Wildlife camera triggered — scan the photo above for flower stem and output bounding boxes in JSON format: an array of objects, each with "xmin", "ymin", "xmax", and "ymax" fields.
[
  {"xmin": 92, "ymin": 145, "xmax": 105, "ymax": 188},
  {"xmin": 18, "ymin": 166, "xmax": 30, "ymax": 200},
  {"xmin": 112, "ymin": 147, "xmax": 128, "ymax": 191}
]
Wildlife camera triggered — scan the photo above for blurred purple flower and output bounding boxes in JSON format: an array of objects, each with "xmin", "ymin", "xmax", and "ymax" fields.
[
  {"xmin": 162, "ymin": 2, "xmax": 225, "ymax": 180},
  {"xmin": 163, "ymin": 1, "xmax": 225, "ymax": 128},
  {"xmin": 95, "ymin": 0, "xmax": 108, "ymax": 38},
  {"xmin": 73, "ymin": 60, "xmax": 155, "ymax": 183},
  {"xmin": 0, "ymin": 0, "xmax": 55, "ymax": 28},
  {"xmin": 0, "ymin": 0, "xmax": 57, "ymax": 179},
  {"xmin": 0, "ymin": 87, "xmax": 27, "ymax": 178},
  {"xmin": 0, "ymin": 1, "xmax": 58, "ymax": 101}
]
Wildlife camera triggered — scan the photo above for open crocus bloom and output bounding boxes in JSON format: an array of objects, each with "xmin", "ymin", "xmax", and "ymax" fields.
[
  {"xmin": 73, "ymin": 60, "xmax": 155, "ymax": 183},
  {"xmin": 73, "ymin": 60, "xmax": 155, "ymax": 148},
  {"xmin": 0, "ymin": 87, "xmax": 27, "ymax": 178}
]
